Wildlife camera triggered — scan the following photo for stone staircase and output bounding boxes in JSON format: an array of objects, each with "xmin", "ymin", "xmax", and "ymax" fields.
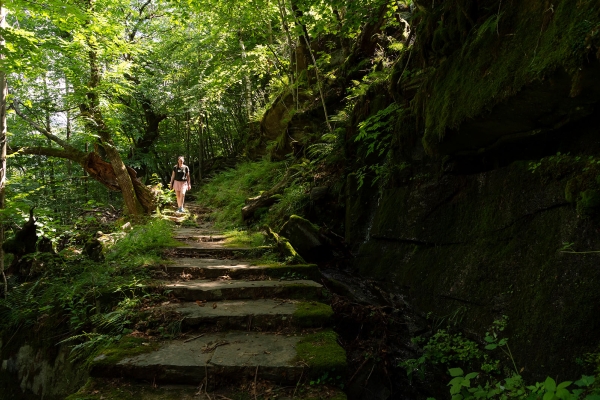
[{"xmin": 69, "ymin": 210, "xmax": 347, "ymax": 399}]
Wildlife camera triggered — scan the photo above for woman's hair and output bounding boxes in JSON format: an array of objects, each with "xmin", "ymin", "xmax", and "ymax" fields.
[{"xmin": 178, "ymin": 156, "xmax": 184, "ymax": 162}]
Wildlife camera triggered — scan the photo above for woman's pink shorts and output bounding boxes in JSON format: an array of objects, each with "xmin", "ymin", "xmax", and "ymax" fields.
[{"xmin": 173, "ymin": 180, "xmax": 189, "ymax": 193}]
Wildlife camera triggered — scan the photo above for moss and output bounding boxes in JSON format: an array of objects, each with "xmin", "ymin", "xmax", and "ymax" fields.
[
  {"xmin": 89, "ymin": 336, "xmax": 160, "ymax": 369},
  {"xmin": 296, "ymin": 330, "xmax": 347, "ymax": 378},
  {"xmin": 265, "ymin": 227, "xmax": 306, "ymax": 264},
  {"xmin": 293, "ymin": 301, "xmax": 334, "ymax": 328},
  {"xmin": 223, "ymin": 230, "xmax": 266, "ymax": 248},
  {"xmin": 415, "ymin": 0, "xmax": 600, "ymax": 151}
]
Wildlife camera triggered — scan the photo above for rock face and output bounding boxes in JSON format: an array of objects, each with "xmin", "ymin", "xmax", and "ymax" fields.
[
  {"xmin": 347, "ymin": 108, "xmax": 600, "ymax": 380},
  {"xmin": 341, "ymin": 0, "xmax": 600, "ymax": 380},
  {"xmin": 0, "ymin": 342, "xmax": 87, "ymax": 399}
]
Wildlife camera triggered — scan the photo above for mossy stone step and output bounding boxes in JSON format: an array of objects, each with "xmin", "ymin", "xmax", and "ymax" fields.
[
  {"xmin": 167, "ymin": 243, "xmax": 272, "ymax": 258},
  {"xmin": 90, "ymin": 330, "xmax": 346, "ymax": 386},
  {"xmin": 158, "ymin": 258, "xmax": 320, "ymax": 280},
  {"xmin": 161, "ymin": 279, "xmax": 325, "ymax": 301},
  {"xmin": 161, "ymin": 299, "xmax": 333, "ymax": 330},
  {"xmin": 172, "ymin": 233, "xmax": 227, "ymax": 241}
]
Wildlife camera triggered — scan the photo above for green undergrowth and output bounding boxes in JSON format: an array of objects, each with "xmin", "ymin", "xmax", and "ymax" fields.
[
  {"xmin": 293, "ymin": 301, "xmax": 334, "ymax": 328},
  {"xmin": 106, "ymin": 219, "xmax": 181, "ymax": 264},
  {"xmin": 0, "ymin": 217, "xmax": 175, "ymax": 366},
  {"xmin": 401, "ymin": 317, "xmax": 600, "ymax": 399},
  {"xmin": 197, "ymin": 159, "xmax": 313, "ymax": 230},
  {"xmin": 196, "ymin": 160, "xmax": 286, "ymax": 228},
  {"xmin": 296, "ymin": 330, "xmax": 347, "ymax": 380}
]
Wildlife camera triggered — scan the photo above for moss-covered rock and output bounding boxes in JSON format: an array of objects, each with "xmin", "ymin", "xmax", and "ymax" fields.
[
  {"xmin": 265, "ymin": 226, "xmax": 306, "ymax": 264},
  {"xmin": 280, "ymin": 215, "xmax": 334, "ymax": 263},
  {"xmin": 89, "ymin": 336, "xmax": 160, "ymax": 374}
]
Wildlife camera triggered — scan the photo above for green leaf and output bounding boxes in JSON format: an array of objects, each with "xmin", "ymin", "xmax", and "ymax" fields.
[
  {"xmin": 575, "ymin": 376, "xmax": 595, "ymax": 387},
  {"xmin": 543, "ymin": 391, "xmax": 556, "ymax": 400},
  {"xmin": 449, "ymin": 377, "xmax": 465, "ymax": 386},
  {"xmin": 449, "ymin": 368, "xmax": 464, "ymax": 377},
  {"xmin": 556, "ymin": 388, "xmax": 571, "ymax": 400},
  {"xmin": 557, "ymin": 381, "xmax": 572, "ymax": 390},
  {"xmin": 545, "ymin": 377, "xmax": 557, "ymax": 392},
  {"xmin": 484, "ymin": 344, "xmax": 498, "ymax": 350},
  {"xmin": 450, "ymin": 383, "xmax": 463, "ymax": 395},
  {"xmin": 465, "ymin": 372, "xmax": 479, "ymax": 380}
]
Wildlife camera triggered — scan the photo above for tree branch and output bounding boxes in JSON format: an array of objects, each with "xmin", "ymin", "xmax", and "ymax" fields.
[
  {"xmin": 8, "ymin": 145, "xmax": 86, "ymax": 163},
  {"xmin": 12, "ymin": 100, "xmax": 78, "ymax": 152}
]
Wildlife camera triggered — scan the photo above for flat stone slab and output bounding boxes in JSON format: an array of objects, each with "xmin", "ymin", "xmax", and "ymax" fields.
[
  {"xmin": 171, "ymin": 299, "xmax": 298, "ymax": 319},
  {"xmin": 163, "ymin": 279, "xmax": 323, "ymax": 301},
  {"xmin": 167, "ymin": 244, "xmax": 271, "ymax": 258},
  {"xmin": 167, "ymin": 299, "xmax": 297, "ymax": 330},
  {"xmin": 92, "ymin": 332, "xmax": 305, "ymax": 384},
  {"xmin": 158, "ymin": 258, "xmax": 319, "ymax": 280},
  {"xmin": 173, "ymin": 233, "xmax": 227, "ymax": 242}
]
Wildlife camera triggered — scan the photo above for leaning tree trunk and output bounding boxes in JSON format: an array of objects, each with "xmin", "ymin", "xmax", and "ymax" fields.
[
  {"xmin": 83, "ymin": 152, "xmax": 155, "ymax": 213},
  {"xmin": 83, "ymin": 45, "xmax": 145, "ymax": 216}
]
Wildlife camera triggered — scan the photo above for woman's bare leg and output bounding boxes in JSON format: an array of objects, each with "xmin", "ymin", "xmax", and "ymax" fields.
[{"xmin": 175, "ymin": 190, "xmax": 182, "ymax": 209}]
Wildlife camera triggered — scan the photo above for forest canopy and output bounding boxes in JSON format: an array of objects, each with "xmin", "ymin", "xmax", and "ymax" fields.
[{"xmin": 0, "ymin": 0, "xmax": 400, "ymax": 219}]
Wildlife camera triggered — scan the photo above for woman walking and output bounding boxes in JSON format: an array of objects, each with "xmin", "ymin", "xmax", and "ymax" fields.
[{"xmin": 170, "ymin": 156, "xmax": 191, "ymax": 212}]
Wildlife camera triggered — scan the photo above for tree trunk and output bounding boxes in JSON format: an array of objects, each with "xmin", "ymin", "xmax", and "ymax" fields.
[
  {"xmin": 198, "ymin": 111, "xmax": 204, "ymax": 182},
  {"xmin": 81, "ymin": 44, "xmax": 145, "ymax": 216},
  {"xmin": 239, "ymin": 33, "xmax": 253, "ymax": 120},
  {"xmin": 0, "ymin": 2, "xmax": 7, "ymax": 296}
]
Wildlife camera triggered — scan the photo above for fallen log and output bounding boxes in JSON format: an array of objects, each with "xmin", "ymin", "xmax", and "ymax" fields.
[{"xmin": 241, "ymin": 169, "xmax": 293, "ymax": 220}]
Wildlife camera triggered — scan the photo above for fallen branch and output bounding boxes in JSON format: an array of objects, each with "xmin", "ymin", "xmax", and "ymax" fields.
[{"xmin": 183, "ymin": 333, "xmax": 205, "ymax": 343}]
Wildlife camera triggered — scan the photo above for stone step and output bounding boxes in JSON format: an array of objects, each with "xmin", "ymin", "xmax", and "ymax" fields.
[
  {"xmin": 161, "ymin": 279, "xmax": 325, "ymax": 301},
  {"xmin": 166, "ymin": 243, "xmax": 272, "ymax": 258},
  {"xmin": 90, "ymin": 330, "xmax": 347, "ymax": 387},
  {"xmin": 172, "ymin": 230, "xmax": 227, "ymax": 241},
  {"xmin": 68, "ymin": 377, "xmax": 348, "ymax": 399},
  {"xmin": 160, "ymin": 299, "xmax": 333, "ymax": 330},
  {"xmin": 155, "ymin": 258, "xmax": 320, "ymax": 280}
]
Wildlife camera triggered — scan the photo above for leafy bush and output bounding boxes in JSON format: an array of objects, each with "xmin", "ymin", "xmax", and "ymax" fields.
[{"xmin": 106, "ymin": 218, "xmax": 178, "ymax": 263}]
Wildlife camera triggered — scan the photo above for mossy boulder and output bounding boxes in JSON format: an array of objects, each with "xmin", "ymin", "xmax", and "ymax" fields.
[{"xmin": 280, "ymin": 215, "xmax": 333, "ymax": 263}]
